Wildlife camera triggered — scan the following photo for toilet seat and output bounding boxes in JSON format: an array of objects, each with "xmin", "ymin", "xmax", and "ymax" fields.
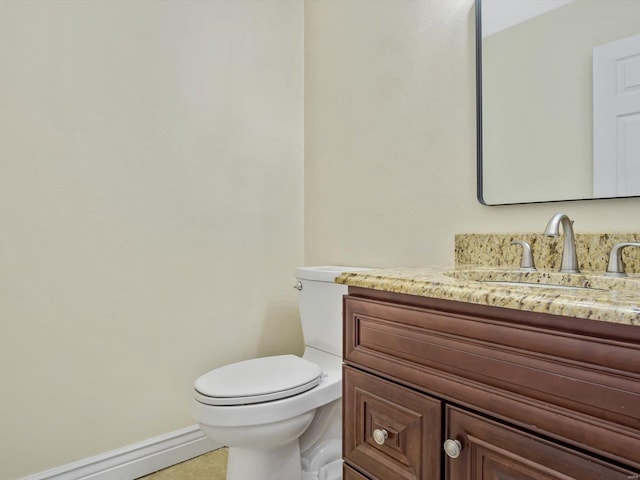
[
  {"xmin": 193, "ymin": 347, "xmax": 342, "ymax": 428},
  {"xmin": 194, "ymin": 354, "xmax": 323, "ymax": 406}
]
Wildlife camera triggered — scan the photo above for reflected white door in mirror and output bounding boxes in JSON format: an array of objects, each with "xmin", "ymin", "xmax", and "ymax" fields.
[{"xmin": 593, "ymin": 33, "xmax": 640, "ymax": 198}]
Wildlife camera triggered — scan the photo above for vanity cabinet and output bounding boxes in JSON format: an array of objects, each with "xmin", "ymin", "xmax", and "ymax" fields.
[{"xmin": 342, "ymin": 287, "xmax": 640, "ymax": 480}]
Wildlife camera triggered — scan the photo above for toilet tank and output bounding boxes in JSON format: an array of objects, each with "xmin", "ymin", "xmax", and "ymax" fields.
[{"xmin": 295, "ymin": 266, "xmax": 371, "ymax": 357}]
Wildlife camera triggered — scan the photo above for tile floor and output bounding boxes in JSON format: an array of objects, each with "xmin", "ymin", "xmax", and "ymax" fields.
[{"xmin": 138, "ymin": 448, "xmax": 227, "ymax": 479}]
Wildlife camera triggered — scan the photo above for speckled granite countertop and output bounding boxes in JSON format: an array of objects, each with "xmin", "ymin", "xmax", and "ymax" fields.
[{"xmin": 336, "ymin": 266, "xmax": 640, "ymax": 327}]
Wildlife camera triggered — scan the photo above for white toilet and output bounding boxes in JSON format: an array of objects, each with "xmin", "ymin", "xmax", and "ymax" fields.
[{"xmin": 192, "ymin": 266, "xmax": 370, "ymax": 480}]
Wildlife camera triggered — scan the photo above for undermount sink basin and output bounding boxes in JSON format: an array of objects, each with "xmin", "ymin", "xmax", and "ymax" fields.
[{"xmin": 444, "ymin": 268, "xmax": 639, "ymax": 295}]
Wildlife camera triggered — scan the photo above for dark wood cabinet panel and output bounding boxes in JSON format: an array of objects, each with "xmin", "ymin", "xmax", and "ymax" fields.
[
  {"xmin": 446, "ymin": 406, "xmax": 638, "ymax": 480},
  {"xmin": 343, "ymin": 366, "xmax": 441, "ymax": 480},
  {"xmin": 344, "ymin": 293, "xmax": 640, "ymax": 468},
  {"xmin": 342, "ymin": 289, "xmax": 640, "ymax": 480},
  {"xmin": 344, "ymin": 464, "xmax": 370, "ymax": 480}
]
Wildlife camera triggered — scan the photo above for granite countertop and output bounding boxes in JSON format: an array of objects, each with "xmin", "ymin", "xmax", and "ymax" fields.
[{"xmin": 336, "ymin": 266, "xmax": 640, "ymax": 327}]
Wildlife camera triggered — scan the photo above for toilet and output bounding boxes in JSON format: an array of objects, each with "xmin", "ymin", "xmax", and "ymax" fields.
[{"xmin": 192, "ymin": 266, "xmax": 371, "ymax": 480}]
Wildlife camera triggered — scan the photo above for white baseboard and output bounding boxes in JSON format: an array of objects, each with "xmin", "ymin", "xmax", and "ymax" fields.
[{"xmin": 20, "ymin": 425, "xmax": 220, "ymax": 480}]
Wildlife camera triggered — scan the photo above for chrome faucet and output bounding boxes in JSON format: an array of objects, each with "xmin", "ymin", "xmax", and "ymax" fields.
[
  {"xmin": 606, "ymin": 242, "xmax": 640, "ymax": 276},
  {"xmin": 544, "ymin": 213, "xmax": 579, "ymax": 273}
]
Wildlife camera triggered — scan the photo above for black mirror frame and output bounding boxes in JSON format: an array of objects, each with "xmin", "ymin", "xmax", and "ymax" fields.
[
  {"xmin": 475, "ymin": 0, "xmax": 485, "ymax": 205},
  {"xmin": 474, "ymin": 0, "xmax": 639, "ymax": 206}
]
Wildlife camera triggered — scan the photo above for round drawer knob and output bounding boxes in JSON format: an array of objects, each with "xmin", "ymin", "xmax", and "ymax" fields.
[
  {"xmin": 443, "ymin": 439, "xmax": 462, "ymax": 458},
  {"xmin": 372, "ymin": 429, "xmax": 388, "ymax": 445}
]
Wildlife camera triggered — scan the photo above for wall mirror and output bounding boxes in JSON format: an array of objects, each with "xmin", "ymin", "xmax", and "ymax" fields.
[{"xmin": 477, "ymin": 0, "xmax": 640, "ymax": 205}]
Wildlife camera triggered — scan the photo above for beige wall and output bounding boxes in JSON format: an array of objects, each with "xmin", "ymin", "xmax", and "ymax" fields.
[
  {"xmin": 304, "ymin": 0, "xmax": 640, "ymax": 269},
  {"xmin": 0, "ymin": 2, "xmax": 303, "ymax": 478}
]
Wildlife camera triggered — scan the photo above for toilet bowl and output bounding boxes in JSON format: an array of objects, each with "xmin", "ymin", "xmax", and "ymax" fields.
[{"xmin": 192, "ymin": 266, "xmax": 370, "ymax": 480}]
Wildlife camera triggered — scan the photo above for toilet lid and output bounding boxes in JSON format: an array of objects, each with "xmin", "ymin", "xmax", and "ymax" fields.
[{"xmin": 194, "ymin": 354, "xmax": 323, "ymax": 406}]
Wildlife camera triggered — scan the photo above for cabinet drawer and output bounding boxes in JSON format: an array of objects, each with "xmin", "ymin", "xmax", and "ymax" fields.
[
  {"xmin": 343, "ymin": 366, "xmax": 441, "ymax": 480},
  {"xmin": 446, "ymin": 405, "xmax": 639, "ymax": 480}
]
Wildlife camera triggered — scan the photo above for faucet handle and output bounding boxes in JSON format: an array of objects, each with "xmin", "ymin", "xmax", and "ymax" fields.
[
  {"xmin": 511, "ymin": 241, "xmax": 536, "ymax": 271},
  {"xmin": 606, "ymin": 242, "xmax": 640, "ymax": 276}
]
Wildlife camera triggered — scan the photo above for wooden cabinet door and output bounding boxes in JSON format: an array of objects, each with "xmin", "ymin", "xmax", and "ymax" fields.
[
  {"xmin": 344, "ymin": 464, "xmax": 370, "ymax": 480},
  {"xmin": 343, "ymin": 366, "xmax": 441, "ymax": 480},
  {"xmin": 445, "ymin": 406, "xmax": 639, "ymax": 480}
]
